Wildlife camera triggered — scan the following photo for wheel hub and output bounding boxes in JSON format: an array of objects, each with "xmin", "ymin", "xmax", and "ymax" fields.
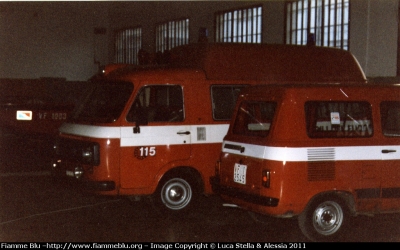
[
  {"xmin": 168, "ymin": 186, "xmax": 184, "ymax": 202},
  {"xmin": 313, "ymin": 201, "xmax": 343, "ymax": 236},
  {"xmin": 321, "ymin": 210, "xmax": 334, "ymax": 224},
  {"xmin": 161, "ymin": 178, "xmax": 192, "ymax": 210}
]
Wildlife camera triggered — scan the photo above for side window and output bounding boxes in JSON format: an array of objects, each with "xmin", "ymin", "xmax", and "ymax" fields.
[
  {"xmin": 233, "ymin": 101, "xmax": 276, "ymax": 137},
  {"xmin": 381, "ymin": 101, "xmax": 400, "ymax": 137},
  {"xmin": 305, "ymin": 101, "xmax": 373, "ymax": 138},
  {"xmin": 211, "ymin": 85, "xmax": 247, "ymax": 120},
  {"xmin": 127, "ymin": 85, "xmax": 184, "ymax": 123}
]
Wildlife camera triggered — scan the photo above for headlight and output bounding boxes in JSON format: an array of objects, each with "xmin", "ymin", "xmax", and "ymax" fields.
[
  {"xmin": 82, "ymin": 147, "xmax": 93, "ymax": 161},
  {"xmin": 53, "ymin": 138, "xmax": 100, "ymax": 166},
  {"xmin": 81, "ymin": 144, "xmax": 100, "ymax": 165},
  {"xmin": 74, "ymin": 166, "xmax": 84, "ymax": 179}
]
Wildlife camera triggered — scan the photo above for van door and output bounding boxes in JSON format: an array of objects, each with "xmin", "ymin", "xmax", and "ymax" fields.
[
  {"xmin": 119, "ymin": 84, "xmax": 191, "ymax": 189},
  {"xmin": 380, "ymin": 101, "xmax": 400, "ymax": 211}
]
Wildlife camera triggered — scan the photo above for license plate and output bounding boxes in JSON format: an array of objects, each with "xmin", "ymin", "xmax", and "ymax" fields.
[
  {"xmin": 66, "ymin": 170, "xmax": 74, "ymax": 177},
  {"xmin": 233, "ymin": 163, "xmax": 247, "ymax": 184}
]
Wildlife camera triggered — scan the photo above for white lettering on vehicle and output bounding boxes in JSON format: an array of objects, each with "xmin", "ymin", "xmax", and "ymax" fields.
[
  {"xmin": 38, "ymin": 112, "xmax": 67, "ymax": 120},
  {"xmin": 134, "ymin": 146, "xmax": 156, "ymax": 160}
]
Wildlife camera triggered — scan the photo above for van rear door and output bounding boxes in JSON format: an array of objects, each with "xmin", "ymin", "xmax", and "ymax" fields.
[
  {"xmin": 220, "ymin": 100, "xmax": 277, "ymax": 194},
  {"xmin": 380, "ymin": 101, "xmax": 400, "ymax": 211}
]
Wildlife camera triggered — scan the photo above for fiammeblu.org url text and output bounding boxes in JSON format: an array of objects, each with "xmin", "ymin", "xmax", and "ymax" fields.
[{"xmin": 44, "ymin": 243, "xmax": 143, "ymax": 250}]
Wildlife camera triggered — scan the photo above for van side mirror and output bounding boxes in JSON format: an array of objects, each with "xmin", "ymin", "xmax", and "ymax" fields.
[
  {"xmin": 133, "ymin": 108, "xmax": 148, "ymax": 134},
  {"xmin": 133, "ymin": 124, "xmax": 140, "ymax": 134}
]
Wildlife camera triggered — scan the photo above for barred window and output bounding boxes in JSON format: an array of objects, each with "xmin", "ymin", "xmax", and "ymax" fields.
[
  {"xmin": 286, "ymin": 0, "xmax": 349, "ymax": 50},
  {"xmin": 115, "ymin": 27, "xmax": 142, "ymax": 65},
  {"xmin": 156, "ymin": 18, "xmax": 189, "ymax": 53},
  {"xmin": 215, "ymin": 5, "xmax": 262, "ymax": 43}
]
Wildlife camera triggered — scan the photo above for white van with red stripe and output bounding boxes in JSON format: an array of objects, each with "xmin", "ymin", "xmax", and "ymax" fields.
[
  {"xmin": 52, "ymin": 43, "xmax": 366, "ymax": 213},
  {"xmin": 211, "ymin": 83, "xmax": 400, "ymax": 241}
]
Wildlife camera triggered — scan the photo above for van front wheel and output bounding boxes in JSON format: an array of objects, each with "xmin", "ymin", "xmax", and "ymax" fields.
[
  {"xmin": 157, "ymin": 177, "xmax": 194, "ymax": 211},
  {"xmin": 298, "ymin": 197, "xmax": 347, "ymax": 241}
]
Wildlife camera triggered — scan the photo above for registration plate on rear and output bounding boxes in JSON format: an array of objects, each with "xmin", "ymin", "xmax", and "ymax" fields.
[
  {"xmin": 66, "ymin": 170, "xmax": 74, "ymax": 177},
  {"xmin": 233, "ymin": 163, "xmax": 247, "ymax": 184}
]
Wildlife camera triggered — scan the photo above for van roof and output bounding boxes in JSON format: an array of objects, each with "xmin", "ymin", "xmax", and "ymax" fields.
[
  {"xmin": 103, "ymin": 43, "xmax": 366, "ymax": 83},
  {"xmin": 169, "ymin": 43, "xmax": 367, "ymax": 83},
  {"xmin": 108, "ymin": 67, "xmax": 207, "ymax": 82},
  {"xmin": 239, "ymin": 83, "xmax": 400, "ymax": 101}
]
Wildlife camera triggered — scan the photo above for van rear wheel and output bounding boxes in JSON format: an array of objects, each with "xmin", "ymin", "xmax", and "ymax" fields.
[{"xmin": 298, "ymin": 196, "xmax": 347, "ymax": 241}]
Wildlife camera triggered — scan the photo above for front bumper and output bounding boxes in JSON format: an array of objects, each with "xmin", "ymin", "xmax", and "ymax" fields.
[
  {"xmin": 83, "ymin": 180, "xmax": 115, "ymax": 191},
  {"xmin": 210, "ymin": 176, "xmax": 279, "ymax": 207},
  {"xmin": 51, "ymin": 160, "xmax": 115, "ymax": 192}
]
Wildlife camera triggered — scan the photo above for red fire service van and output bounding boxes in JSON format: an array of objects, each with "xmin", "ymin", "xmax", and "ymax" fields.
[
  {"xmin": 52, "ymin": 43, "xmax": 366, "ymax": 213},
  {"xmin": 210, "ymin": 83, "xmax": 400, "ymax": 241}
]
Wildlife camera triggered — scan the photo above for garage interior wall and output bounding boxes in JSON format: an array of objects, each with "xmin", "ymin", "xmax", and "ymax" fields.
[{"xmin": 0, "ymin": 0, "xmax": 398, "ymax": 81}]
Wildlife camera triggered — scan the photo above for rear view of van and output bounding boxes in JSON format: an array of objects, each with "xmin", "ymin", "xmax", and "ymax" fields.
[{"xmin": 211, "ymin": 83, "xmax": 400, "ymax": 241}]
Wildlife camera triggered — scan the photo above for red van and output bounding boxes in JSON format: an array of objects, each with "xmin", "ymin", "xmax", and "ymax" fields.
[{"xmin": 211, "ymin": 83, "xmax": 400, "ymax": 241}]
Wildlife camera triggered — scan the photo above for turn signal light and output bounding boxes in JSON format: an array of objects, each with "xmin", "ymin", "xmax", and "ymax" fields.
[{"xmin": 262, "ymin": 169, "xmax": 270, "ymax": 188}]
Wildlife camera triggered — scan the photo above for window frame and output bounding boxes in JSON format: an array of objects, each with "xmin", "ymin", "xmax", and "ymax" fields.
[
  {"xmin": 285, "ymin": 0, "xmax": 350, "ymax": 50},
  {"xmin": 232, "ymin": 100, "xmax": 277, "ymax": 137},
  {"xmin": 214, "ymin": 5, "xmax": 263, "ymax": 44},
  {"xmin": 381, "ymin": 101, "xmax": 400, "ymax": 137},
  {"xmin": 114, "ymin": 27, "xmax": 142, "ymax": 65},
  {"xmin": 305, "ymin": 101, "xmax": 373, "ymax": 138},
  {"xmin": 126, "ymin": 84, "xmax": 184, "ymax": 123}
]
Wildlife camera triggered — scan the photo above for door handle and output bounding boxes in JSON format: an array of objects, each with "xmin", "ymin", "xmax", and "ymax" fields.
[
  {"xmin": 177, "ymin": 131, "xmax": 190, "ymax": 135},
  {"xmin": 382, "ymin": 149, "xmax": 397, "ymax": 154},
  {"xmin": 224, "ymin": 143, "xmax": 245, "ymax": 153}
]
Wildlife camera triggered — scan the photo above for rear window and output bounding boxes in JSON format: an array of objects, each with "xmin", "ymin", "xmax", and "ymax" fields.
[
  {"xmin": 381, "ymin": 101, "xmax": 400, "ymax": 137},
  {"xmin": 305, "ymin": 101, "xmax": 373, "ymax": 138},
  {"xmin": 232, "ymin": 101, "xmax": 276, "ymax": 137},
  {"xmin": 211, "ymin": 85, "xmax": 247, "ymax": 120}
]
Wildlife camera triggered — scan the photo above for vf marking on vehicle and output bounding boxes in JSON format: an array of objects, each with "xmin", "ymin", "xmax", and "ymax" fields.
[{"xmin": 0, "ymin": 95, "xmax": 73, "ymax": 135}]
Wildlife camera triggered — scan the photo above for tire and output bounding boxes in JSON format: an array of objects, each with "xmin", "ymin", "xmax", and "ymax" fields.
[
  {"xmin": 153, "ymin": 173, "xmax": 199, "ymax": 213},
  {"xmin": 298, "ymin": 196, "xmax": 348, "ymax": 242}
]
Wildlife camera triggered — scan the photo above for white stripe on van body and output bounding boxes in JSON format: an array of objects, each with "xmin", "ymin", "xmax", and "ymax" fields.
[
  {"xmin": 222, "ymin": 140, "xmax": 400, "ymax": 161},
  {"xmin": 59, "ymin": 123, "xmax": 229, "ymax": 146},
  {"xmin": 60, "ymin": 123, "xmax": 121, "ymax": 138}
]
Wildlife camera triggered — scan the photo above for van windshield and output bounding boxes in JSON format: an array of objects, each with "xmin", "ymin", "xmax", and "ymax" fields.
[
  {"xmin": 232, "ymin": 101, "xmax": 276, "ymax": 137},
  {"xmin": 70, "ymin": 81, "xmax": 133, "ymax": 123}
]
